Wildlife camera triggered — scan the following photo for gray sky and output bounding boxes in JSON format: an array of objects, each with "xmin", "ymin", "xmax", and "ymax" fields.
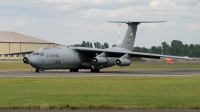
[{"xmin": 0, "ymin": 0, "xmax": 199, "ymax": 48}]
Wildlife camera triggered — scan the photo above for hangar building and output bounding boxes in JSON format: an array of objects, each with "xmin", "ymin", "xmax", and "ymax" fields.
[{"xmin": 0, "ymin": 31, "xmax": 60, "ymax": 60}]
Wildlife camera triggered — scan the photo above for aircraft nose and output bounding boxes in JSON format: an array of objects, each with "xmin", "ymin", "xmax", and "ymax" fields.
[{"xmin": 29, "ymin": 55, "xmax": 39, "ymax": 68}]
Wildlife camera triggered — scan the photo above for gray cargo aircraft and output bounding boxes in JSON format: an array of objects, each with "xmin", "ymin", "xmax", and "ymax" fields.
[{"xmin": 2, "ymin": 21, "xmax": 193, "ymax": 73}]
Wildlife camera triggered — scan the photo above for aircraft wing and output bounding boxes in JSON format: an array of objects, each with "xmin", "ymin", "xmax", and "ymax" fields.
[
  {"xmin": 127, "ymin": 52, "xmax": 193, "ymax": 60},
  {"xmin": 1, "ymin": 51, "xmax": 34, "ymax": 55},
  {"xmin": 72, "ymin": 47, "xmax": 194, "ymax": 60}
]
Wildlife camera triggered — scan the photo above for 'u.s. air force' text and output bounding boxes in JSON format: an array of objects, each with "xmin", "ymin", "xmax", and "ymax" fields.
[{"xmin": 46, "ymin": 54, "xmax": 60, "ymax": 57}]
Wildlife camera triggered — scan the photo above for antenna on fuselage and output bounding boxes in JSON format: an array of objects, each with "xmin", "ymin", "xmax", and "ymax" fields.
[{"xmin": 118, "ymin": 24, "xmax": 121, "ymax": 45}]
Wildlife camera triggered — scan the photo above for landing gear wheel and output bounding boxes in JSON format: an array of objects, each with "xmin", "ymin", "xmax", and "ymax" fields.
[
  {"xmin": 75, "ymin": 69, "xmax": 79, "ymax": 72},
  {"xmin": 70, "ymin": 69, "xmax": 79, "ymax": 72},
  {"xmin": 35, "ymin": 68, "xmax": 40, "ymax": 73},
  {"xmin": 91, "ymin": 69, "xmax": 100, "ymax": 73}
]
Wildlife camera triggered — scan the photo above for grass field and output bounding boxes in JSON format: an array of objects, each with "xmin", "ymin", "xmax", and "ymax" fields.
[
  {"xmin": 0, "ymin": 61, "xmax": 200, "ymax": 71},
  {"xmin": 0, "ymin": 76, "xmax": 200, "ymax": 109},
  {"xmin": 0, "ymin": 61, "xmax": 33, "ymax": 71},
  {"xmin": 0, "ymin": 61, "xmax": 200, "ymax": 109}
]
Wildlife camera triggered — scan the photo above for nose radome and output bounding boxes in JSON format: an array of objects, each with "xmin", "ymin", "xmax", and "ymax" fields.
[{"xmin": 28, "ymin": 55, "xmax": 39, "ymax": 68}]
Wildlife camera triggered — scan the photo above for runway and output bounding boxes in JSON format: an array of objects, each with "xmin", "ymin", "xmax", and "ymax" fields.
[{"xmin": 0, "ymin": 69, "xmax": 200, "ymax": 77}]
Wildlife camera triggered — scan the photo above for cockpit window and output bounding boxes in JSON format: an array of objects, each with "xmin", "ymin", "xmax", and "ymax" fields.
[
  {"xmin": 40, "ymin": 53, "xmax": 44, "ymax": 56},
  {"xmin": 32, "ymin": 53, "xmax": 44, "ymax": 56}
]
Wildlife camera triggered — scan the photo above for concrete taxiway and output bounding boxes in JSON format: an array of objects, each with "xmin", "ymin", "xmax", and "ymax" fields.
[{"xmin": 0, "ymin": 69, "xmax": 200, "ymax": 77}]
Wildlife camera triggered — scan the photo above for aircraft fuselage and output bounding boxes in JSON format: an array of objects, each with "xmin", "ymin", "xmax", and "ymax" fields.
[
  {"xmin": 27, "ymin": 47, "xmax": 116, "ymax": 70},
  {"xmin": 28, "ymin": 48, "xmax": 82, "ymax": 69}
]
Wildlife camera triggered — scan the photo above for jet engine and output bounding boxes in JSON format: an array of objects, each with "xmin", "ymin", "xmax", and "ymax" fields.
[
  {"xmin": 23, "ymin": 57, "xmax": 29, "ymax": 64},
  {"xmin": 92, "ymin": 57, "xmax": 108, "ymax": 65},
  {"xmin": 116, "ymin": 58, "xmax": 131, "ymax": 66}
]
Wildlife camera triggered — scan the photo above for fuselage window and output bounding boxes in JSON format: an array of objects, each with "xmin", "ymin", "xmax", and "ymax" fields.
[{"xmin": 35, "ymin": 53, "xmax": 39, "ymax": 55}]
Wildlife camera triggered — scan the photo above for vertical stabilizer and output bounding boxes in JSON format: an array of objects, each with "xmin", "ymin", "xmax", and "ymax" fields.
[
  {"xmin": 109, "ymin": 21, "xmax": 166, "ymax": 51},
  {"xmin": 118, "ymin": 23, "xmax": 138, "ymax": 51}
]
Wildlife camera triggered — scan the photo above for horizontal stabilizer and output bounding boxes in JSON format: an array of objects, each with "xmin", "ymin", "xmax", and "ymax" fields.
[{"xmin": 109, "ymin": 21, "xmax": 167, "ymax": 24}]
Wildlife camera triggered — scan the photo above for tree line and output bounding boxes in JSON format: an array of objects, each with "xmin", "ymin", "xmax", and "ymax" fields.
[
  {"xmin": 72, "ymin": 40, "xmax": 200, "ymax": 58},
  {"xmin": 133, "ymin": 40, "xmax": 200, "ymax": 58},
  {"xmin": 72, "ymin": 41, "xmax": 109, "ymax": 49}
]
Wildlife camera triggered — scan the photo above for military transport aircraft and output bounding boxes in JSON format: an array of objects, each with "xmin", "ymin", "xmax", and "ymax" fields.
[{"xmin": 1, "ymin": 21, "xmax": 193, "ymax": 73}]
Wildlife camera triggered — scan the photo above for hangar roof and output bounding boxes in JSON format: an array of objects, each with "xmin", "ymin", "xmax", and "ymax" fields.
[{"xmin": 0, "ymin": 31, "xmax": 54, "ymax": 43}]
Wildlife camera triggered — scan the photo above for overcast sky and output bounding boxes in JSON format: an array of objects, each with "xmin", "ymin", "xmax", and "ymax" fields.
[{"xmin": 0, "ymin": 0, "xmax": 199, "ymax": 48}]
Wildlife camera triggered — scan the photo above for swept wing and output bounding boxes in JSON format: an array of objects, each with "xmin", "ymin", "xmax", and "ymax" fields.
[{"xmin": 72, "ymin": 47, "xmax": 194, "ymax": 60}]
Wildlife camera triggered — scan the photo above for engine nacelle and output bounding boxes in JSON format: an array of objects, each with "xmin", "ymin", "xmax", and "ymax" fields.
[
  {"xmin": 116, "ymin": 58, "xmax": 131, "ymax": 66},
  {"xmin": 103, "ymin": 57, "xmax": 118, "ymax": 68},
  {"xmin": 23, "ymin": 57, "xmax": 29, "ymax": 64},
  {"xmin": 92, "ymin": 57, "xmax": 108, "ymax": 65}
]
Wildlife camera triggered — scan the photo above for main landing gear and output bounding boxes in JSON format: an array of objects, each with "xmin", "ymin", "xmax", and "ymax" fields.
[
  {"xmin": 35, "ymin": 68, "xmax": 40, "ymax": 73},
  {"xmin": 70, "ymin": 69, "xmax": 79, "ymax": 72},
  {"xmin": 91, "ymin": 69, "xmax": 100, "ymax": 73}
]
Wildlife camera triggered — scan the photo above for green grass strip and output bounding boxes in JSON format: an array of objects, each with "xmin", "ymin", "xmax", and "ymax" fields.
[
  {"xmin": 0, "ymin": 76, "xmax": 200, "ymax": 109},
  {"xmin": 0, "ymin": 62, "xmax": 33, "ymax": 71}
]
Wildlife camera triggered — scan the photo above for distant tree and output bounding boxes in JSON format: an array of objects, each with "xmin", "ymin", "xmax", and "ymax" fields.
[
  {"xmin": 195, "ymin": 44, "xmax": 200, "ymax": 57},
  {"xmin": 141, "ymin": 47, "xmax": 148, "ymax": 53},
  {"xmin": 97, "ymin": 42, "xmax": 101, "ymax": 49},
  {"xmin": 86, "ymin": 41, "xmax": 89, "ymax": 47},
  {"xmin": 94, "ymin": 42, "xmax": 97, "ymax": 48},
  {"xmin": 104, "ymin": 42, "xmax": 109, "ymax": 48},
  {"xmin": 151, "ymin": 46, "xmax": 157, "ymax": 54},
  {"xmin": 81, "ymin": 41, "xmax": 86, "ymax": 47},
  {"xmin": 161, "ymin": 42, "xmax": 169, "ymax": 55},
  {"xmin": 102, "ymin": 45, "xmax": 105, "ymax": 49},
  {"xmin": 147, "ymin": 48, "xmax": 152, "ymax": 53},
  {"xmin": 189, "ymin": 44, "xmax": 195, "ymax": 57},
  {"xmin": 133, "ymin": 46, "xmax": 141, "ymax": 52},
  {"xmin": 157, "ymin": 46, "xmax": 162, "ymax": 54},
  {"xmin": 89, "ymin": 42, "xmax": 93, "ymax": 48},
  {"xmin": 112, "ymin": 44, "xmax": 117, "ymax": 47},
  {"xmin": 183, "ymin": 44, "xmax": 189, "ymax": 56},
  {"xmin": 171, "ymin": 40, "xmax": 183, "ymax": 56}
]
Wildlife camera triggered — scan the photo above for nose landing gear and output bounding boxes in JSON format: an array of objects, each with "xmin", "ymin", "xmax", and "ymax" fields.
[{"xmin": 69, "ymin": 69, "xmax": 79, "ymax": 72}]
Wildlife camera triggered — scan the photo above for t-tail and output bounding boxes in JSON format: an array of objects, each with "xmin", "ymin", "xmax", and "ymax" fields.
[{"xmin": 109, "ymin": 21, "xmax": 167, "ymax": 51}]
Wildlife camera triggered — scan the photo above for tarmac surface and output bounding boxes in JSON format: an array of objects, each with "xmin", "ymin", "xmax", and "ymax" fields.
[{"xmin": 0, "ymin": 69, "xmax": 200, "ymax": 77}]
